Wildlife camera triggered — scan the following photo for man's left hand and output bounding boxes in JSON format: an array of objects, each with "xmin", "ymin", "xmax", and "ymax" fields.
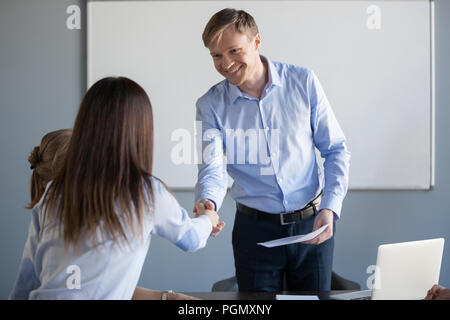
[{"xmin": 304, "ymin": 209, "xmax": 334, "ymax": 245}]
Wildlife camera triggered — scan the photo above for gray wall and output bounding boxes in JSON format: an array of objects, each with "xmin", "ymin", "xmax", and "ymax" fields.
[{"xmin": 1, "ymin": 0, "xmax": 449, "ymax": 298}]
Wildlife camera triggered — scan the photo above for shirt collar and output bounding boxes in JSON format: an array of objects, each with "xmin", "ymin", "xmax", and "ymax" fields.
[
  {"xmin": 263, "ymin": 55, "xmax": 282, "ymax": 88},
  {"xmin": 228, "ymin": 55, "xmax": 282, "ymax": 103}
]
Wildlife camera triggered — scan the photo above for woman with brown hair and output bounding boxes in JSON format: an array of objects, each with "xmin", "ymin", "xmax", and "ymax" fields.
[{"xmin": 10, "ymin": 77, "xmax": 219, "ymax": 299}]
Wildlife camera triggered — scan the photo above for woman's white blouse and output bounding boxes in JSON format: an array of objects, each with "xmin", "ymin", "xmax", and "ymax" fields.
[{"xmin": 9, "ymin": 177, "xmax": 212, "ymax": 299}]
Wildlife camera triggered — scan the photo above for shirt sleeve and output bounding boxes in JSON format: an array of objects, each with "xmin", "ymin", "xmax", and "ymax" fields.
[
  {"xmin": 194, "ymin": 97, "xmax": 228, "ymax": 211},
  {"xmin": 308, "ymin": 70, "xmax": 351, "ymax": 219},
  {"xmin": 9, "ymin": 207, "xmax": 42, "ymax": 299},
  {"xmin": 151, "ymin": 177, "xmax": 213, "ymax": 253}
]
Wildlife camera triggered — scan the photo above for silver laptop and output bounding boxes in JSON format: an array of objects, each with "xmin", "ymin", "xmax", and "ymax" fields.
[{"xmin": 330, "ymin": 238, "xmax": 445, "ymax": 300}]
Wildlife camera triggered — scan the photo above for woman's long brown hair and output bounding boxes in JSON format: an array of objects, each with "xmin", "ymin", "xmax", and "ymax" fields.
[{"xmin": 44, "ymin": 77, "xmax": 154, "ymax": 248}]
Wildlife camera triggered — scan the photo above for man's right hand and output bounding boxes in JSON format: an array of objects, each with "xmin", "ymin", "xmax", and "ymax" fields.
[
  {"xmin": 194, "ymin": 199, "xmax": 226, "ymax": 237},
  {"xmin": 193, "ymin": 199, "xmax": 216, "ymax": 213}
]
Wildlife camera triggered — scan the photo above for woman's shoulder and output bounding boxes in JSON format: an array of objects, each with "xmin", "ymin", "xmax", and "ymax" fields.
[
  {"xmin": 147, "ymin": 175, "xmax": 169, "ymax": 195},
  {"xmin": 144, "ymin": 175, "xmax": 176, "ymax": 205}
]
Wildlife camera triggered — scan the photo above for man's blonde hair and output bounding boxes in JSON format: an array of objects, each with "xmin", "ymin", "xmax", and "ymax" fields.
[{"xmin": 202, "ymin": 8, "xmax": 259, "ymax": 48}]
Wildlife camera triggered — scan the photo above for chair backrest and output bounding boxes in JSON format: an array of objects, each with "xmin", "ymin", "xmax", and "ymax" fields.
[
  {"xmin": 331, "ymin": 272, "xmax": 361, "ymax": 290},
  {"xmin": 211, "ymin": 276, "xmax": 238, "ymax": 292}
]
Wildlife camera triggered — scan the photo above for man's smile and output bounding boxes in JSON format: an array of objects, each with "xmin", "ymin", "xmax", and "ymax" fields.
[{"xmin": 225, "ymin": 64, "xmax": 243, "ymax": 74}]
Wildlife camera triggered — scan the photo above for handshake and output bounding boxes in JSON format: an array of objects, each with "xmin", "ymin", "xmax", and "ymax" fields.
[{"xmin": 193, "ymin": 199, "xmax": 226, "ymax": 237}]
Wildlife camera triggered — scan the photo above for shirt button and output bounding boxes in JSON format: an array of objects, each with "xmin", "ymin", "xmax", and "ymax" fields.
[
  {"xmin": 284, "ymin": 200, "xmax": 288, "ymax": 205},
  {"xmin": 278, "ymin": 178, "xmax": 283, "ymax": 183}
]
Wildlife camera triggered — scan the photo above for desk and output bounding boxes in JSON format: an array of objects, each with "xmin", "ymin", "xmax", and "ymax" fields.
[{"xmin": 184, "ymin": 291, "xmax": 353, "ymax": 300}]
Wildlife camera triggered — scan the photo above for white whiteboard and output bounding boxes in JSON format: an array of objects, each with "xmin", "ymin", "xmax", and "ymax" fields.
[{"xmin": 87, "ymin": 0, "xmax": 434, "ymax": 190}]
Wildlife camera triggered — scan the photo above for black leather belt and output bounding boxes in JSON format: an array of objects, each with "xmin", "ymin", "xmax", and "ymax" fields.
[{"xmin": 236, "ymin": 192, "xmax": 322, "ymax": 225}]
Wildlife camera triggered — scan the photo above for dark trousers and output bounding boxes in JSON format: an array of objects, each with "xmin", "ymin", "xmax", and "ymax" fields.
[{"xmin": 232, "ymin": 206, "xmax": 335, "ymax": 292}]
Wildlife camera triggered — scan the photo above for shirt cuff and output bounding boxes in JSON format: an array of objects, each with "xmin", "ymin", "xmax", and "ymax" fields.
[
  {"xmin": 193, "ymin": 214, "xmax": 213, "ymax": 240},
  {"xmin": 196, "ymin": 190, "xmax": 224, "ymax": 211},
  {"xmin": 207, "ymin": 198, "xmax": 217, "ymax": 211},
  {"xmin": 319, "ymin": 193, "xmax": 344, "ymax": 220}
]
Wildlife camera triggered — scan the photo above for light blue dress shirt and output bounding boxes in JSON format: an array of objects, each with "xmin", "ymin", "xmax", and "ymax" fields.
[
  {"xmin": 9, "ymin": 177, "xmax": 212, "ymax": 300},
  {"xmin": 195, "ymin": 56, "xmax": 350, "ymax": 218}
]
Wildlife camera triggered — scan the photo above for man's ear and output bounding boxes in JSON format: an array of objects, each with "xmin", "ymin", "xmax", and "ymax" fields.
[{"xmin": 254, "ymin": 33, "xmax": 261, "ymax": 51}]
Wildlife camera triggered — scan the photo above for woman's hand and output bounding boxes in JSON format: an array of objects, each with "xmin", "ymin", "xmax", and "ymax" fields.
[{"xmin": 194, "ymin": 200, "xmax": 226, "ymax": 236}]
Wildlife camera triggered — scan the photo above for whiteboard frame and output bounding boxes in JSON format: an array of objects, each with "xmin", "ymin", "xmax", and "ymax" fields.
[{"xmin": 430, "ymin": 0, "xmax": 435, "ymax": 188}]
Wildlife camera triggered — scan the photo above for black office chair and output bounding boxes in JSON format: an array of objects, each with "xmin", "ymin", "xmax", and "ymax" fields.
[
  {"xmin": 211, "ymin": 272, "xmax": 360, "ymax": 291},
  {"xmin": 331, "ymin": 271, "xmax": 360, "ymax": 290},
  {"xmin": 212, "ymin": 276, "xmax": 239, "ymax": 292}
]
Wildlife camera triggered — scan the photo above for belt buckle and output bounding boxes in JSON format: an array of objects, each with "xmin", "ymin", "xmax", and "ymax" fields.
[{"xmin": 280, "ymin": 211, "xmax": 296, "ymax": 225}]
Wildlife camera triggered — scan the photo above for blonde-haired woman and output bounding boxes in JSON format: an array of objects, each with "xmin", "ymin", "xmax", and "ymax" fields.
[{"xmin": 27, "ymin": 129, "xmax": 72, "ymax": 209}]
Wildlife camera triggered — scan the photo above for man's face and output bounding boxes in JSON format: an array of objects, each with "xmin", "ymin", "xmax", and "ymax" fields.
[{"xmin": 208, "ymin": 26, "xmax": 260, "ymax": 87}]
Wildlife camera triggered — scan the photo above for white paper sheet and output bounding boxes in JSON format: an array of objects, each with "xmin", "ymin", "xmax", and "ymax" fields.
[
  {"xmin": 257, "ymin": 223, "xmax": 331, "ymax": 248},
  {"xmin": 276, "ymin": 295, "xmax": 319, "ymax": 300}
]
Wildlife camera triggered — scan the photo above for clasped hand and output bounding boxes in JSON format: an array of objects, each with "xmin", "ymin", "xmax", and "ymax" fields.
[{"xmin": 193, "ymin": 199, "xmax": 226, "ymax": 237}]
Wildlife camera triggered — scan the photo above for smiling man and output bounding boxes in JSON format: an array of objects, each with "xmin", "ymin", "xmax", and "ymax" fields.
[{"xmin": 194, "ymin": 8, "xmax": 351, "ymax": 292}]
